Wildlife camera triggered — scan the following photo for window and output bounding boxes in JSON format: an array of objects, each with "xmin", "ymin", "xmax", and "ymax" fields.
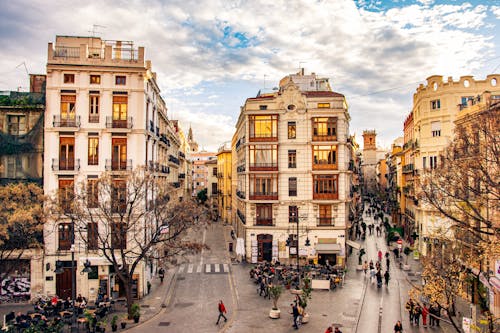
[
  {"xmin": 312, "ymin": 117, "xmax": 337, "ymax": 141},
  {"xmin": 112, "ymin": 95, "xmax": 128, "ymax": 127},
  {"xmin": 288, "ymin": 121, "xmax": 296, "ymax": 139},
  {"xmin": 87, "ymin": 222, "xmax": 98, "ymax": 250},
  {"xmin": 59, "ymin": 137, "xmax": 75, "ymax": 170},
  {"xmin": 313, "ymin": 145, "xmax": 337, "ymax": 169},
  {"xmin": 259, "ymin": 105, "xmax": 267, "ymax": 110},
  {"xmin": 249, "ymin": 144, "xmax": 278, "ymax": 170},
  {"xmin": 211, "ymin": 183, "xmax": 218, "ymax": 195},
  {"xmin": 318, "ymin": 103, "xmax": 330, "ymax": 108},
  {"xmin": 64, "ymin": 74, "xmax": 75, "ymax": 84},
  {"xmin": 289, "ymin": 177, "xmax": 297, "ymax": 196},
  {"xmin": 87, "ymin": 178, "xmax": 98, "ymax": 208},
  {"xmin": 431, "ymin": 99, "xmax": 441, "ymax": 110},
  {"xmin": 256, "ymin": 204, "xmax": 273, "ymax": 226},
  {"xmin": 58, "ymin": 223, "xmax": 73, "ymax": 250},
  {"xmin": 249, "ymin": 174, "xmax": 278, "ymax": 200},
  {"xmin": 111, "ymin": 138, "xmax": 127, "ymax": 170},
  {"xmin": 111, "ymin": 222, "xmax": 127, "ymax": 249},
  {"xmin": 111, "ymin": 179, "xmax": 127, "ymax": 213},
  {"xmin": 88, "ymin": 137, "xmax": 99, "ymax": 165},
  {"xmin": 88, "ymin": 266, "xmax": 98, "ymax": 279},
  {"xmin": 288, "ymin": 150, "xmax": 296, "ymax": 168},
  {"xmin": 115, "ymin": 76, "xmax": 126, "ymax": 85},
  {"xmin": 422, "ymin": 157, "xmax": 426, "ymax": 169},
  {"xmin": 90, "ymin": 75, "xmax": 101, "ymax": 84},
  {"xmin": 89, "ymin": 94, "xmax": 99, "ymax": 123},
  {"xmin": 7, "ymin": 115, "xmax": 26, "ymax": 135},
  {"xmin": 318, "ymin": 205, "xmax": 332, "ymax": 226},
  {"xmin": 60, "ymin": 94, "xmax": 76, "ymax": 124},
  {"xmin": 213, "ymin": 167, "xmax": 217, "ymax": 176},
  {"xmin": 313, "ymin": 174, "xmax": 338, "ymax": 200},
  {"xmin": 430, "ymin": 156, "xmax": 438, "ymax": 169},
  {"xmin": 58, "ymin": 178, "xmax": 74, "ymax": 214},
  {"xmin": 461, "ymin": 96, "xmax": 473, "ymax": 107},
  {"xmin": 249, "ymin": 115, "xmax": 278, "ymax": 141},
  {"xmin": 289, "ymin": 206, "xmax": 298, "ymax": 223},
  {"xmin": 431, "ymin": 121, "xmax": 441, "ymax": 137}
]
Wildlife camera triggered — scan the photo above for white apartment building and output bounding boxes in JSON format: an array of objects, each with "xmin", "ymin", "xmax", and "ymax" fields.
[
  {"xmin": 232, "ymin": 70, "xmax": 352, "ymax": 267},
  {"xmin": 43, "ymin": 36, "xmax": 182, "ymax": 301}
]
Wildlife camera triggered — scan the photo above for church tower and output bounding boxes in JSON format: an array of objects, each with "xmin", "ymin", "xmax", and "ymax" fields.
[
  {"xmin": 188, "ymin": 125, "xmax": 199, "ymax": 152},
  {"xmin": 361, "ymin": 130, "xmax": 377, "ymax": 194}
]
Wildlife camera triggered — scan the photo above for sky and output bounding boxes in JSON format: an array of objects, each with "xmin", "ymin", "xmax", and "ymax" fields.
[{"xmin": 1, "ymin": 0, "xmax": 499, "ymax": 151}]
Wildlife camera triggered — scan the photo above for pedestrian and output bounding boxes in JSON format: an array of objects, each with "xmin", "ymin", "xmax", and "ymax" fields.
[
  {"xmin": 362, "ymin": 261, "xmax": 368, "ymax": 275},
  {"xmin": 376, "ymin": 270, "xmax": 382, "ymax": 288},
  {"xmin": 386, "ymin": 257, "xmax": 390, "ymax": 269},
  {"xmin": 422, "ymin": 304, "xmax": 429, "ymax": 327},
  {"xmin": 405, "ymin": 299, "xmax": 414, "ymax": 324},
  {"xmin": 158, "ymin": 267, "xmax": 165, "ymax": 283},
  {"xmin": 370, "ymin": 268, "xmax": 376, "ymax": 284},
  {"xmin": 378, "ymin": 250, "xmax": 383, "ymax": 262},
  {"xmin": 291, "ymin": 303, "xmax": 299, "ymax": 329},
  {"xmin": 394, "ymin": 320, "xmax": 403, "ymax": 332},
  {"xmin": 215, "ymin": 300, "xmax": 227, "ymax": 325},
  {"xmin": 334, "ymin": 327, "xmax": 342, "ymax": 333},
  {"xmin": 325, "ymin": 326, "xmax": 333, "ymax": 333},
  {"xmin": 413, "ymin": 304, "xmax": 422, "ymax": 326},
  {"xmin": 428, "ymin": 305, "xmax": 435, "ymax": 326},
  {"xmin": 384, "ymin": 270, "xmax": 390, "ymax": 286}
]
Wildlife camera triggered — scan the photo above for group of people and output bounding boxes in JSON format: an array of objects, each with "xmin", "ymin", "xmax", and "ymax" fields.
[
  {"xmin": 405, "ymin": 298, "xmax": 441, "ymax": 327},
  {"xmin": 362, "ymin": 253, "xmax": 390, "ymax": 289}
]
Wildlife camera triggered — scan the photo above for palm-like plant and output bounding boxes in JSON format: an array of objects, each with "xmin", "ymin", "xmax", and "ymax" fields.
[{"xmin": 269, "ymin": 285, "xmax": 283, "ymax": 310}]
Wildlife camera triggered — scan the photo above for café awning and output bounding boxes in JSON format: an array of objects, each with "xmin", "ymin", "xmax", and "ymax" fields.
[
  {"xmin": 345, "ymin": 239, "xmax": 361, "ymax": 250},
  {"xmin": 315, "ymin": 243, "xmax": 342, "ymax": 254}
]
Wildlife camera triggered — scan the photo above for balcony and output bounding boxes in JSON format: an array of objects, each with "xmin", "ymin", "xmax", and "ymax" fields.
[
  {"xmin": 217, "ymin": 172, "xmax": 223, "ymax": 178},
  {"xmin": 156, "ymin": 127, "xmax": 160, "ymax": 137},
  {"xmin": 88, "ymin": 114, "xmax": 99, "ymax": 123},
  {"xmin": 149, "ymin": 120, "xmax": 155, "ymax": 133},
  {"xmin": 53, "ymin": 115, "xmax": 81, "ymax": 128},
  {"xmin": 168, "ymin": 155, "xmax": 180, "ymax": 165},
  {"xmin": 312, "ymin": 134, "xmax": 337, "ymax": 142},
  {"xmin": 236, "ymin": 190, "xmax": 245, "ymax": 199},
  {"xmin": 179, "ymin": 151, "xmax": 185, "ymax": 159},
  {"xmin": 171, "ymin": 182, "xmax": 181, "ymax": 188},
  {"xmin": 313, "ymin": 192, "xmax": 338, "ymax": 200},
  {"xmin": 54, "ymin": 46, "xmax": 80, "ymax": 58},
  {"xmin": 249, "ymin": 163, "xmax": 278, "ymax": 171},
  {"xmin": 237, "ymin": 165, "xmax": 245, "ymax": 173},
  {"xmin": 161, "ymin": 165, "xmax": 170, "ymax": 174},
  {"xmin": 237, "ymin": 209, "xmax": 246, "ymax": 224},
  {"xmin": 317, "ymin": 217, "xmax": 335, "ymax": 226},
  {"xmin": 178, "ymin": 173, "xmax": 185, "ymax": 179},
  {"xmin": 52, "ymin": 158, "xmax": 80, "ymax": 171},
  {"xmin": 403, "ymin": 164, "xmax": 414, "ymax": 174},
  {"xmin": 254, "ymin": 217, "xmax": 275, "ymax": 226},
  {"xmin": 106, "ymin": 116, "xmax": 133, "ymax": 129},
  {"xmin": 249, "ymin": 192, "xmax": 278, "ymax": 200},
  {"xmin": 105, "ymin": 159, "xmax": 132, "ymax": 171}
]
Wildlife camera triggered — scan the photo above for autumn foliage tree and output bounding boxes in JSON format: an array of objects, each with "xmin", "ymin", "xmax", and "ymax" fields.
[
  {"xmin": 0, "ymin": 182, "xmax": 44, "ymax": 282},
  {"xmin": 52, "ymin": 168, "xmax": 208, "ymax": 317},
  {"xmin": 412, "ymin": 100, "xmax": 500, "ymax": 332}
]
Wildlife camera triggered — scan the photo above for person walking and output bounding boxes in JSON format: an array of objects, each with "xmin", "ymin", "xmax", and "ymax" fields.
[
  {"xmin": 413, "ymin": 304, "xmax": 422, "ymax": 326},
  {"xmin": 405, "ymin": 299, "xmax": 414, "ymax": 324},
  {"xmin": 215, "ymin": 300, "xmax": 227, "ymax": 325},
  {"xmin": 376, "ymin": 269, "xmax": 383, "ymax": 288},
  {"xmin": 158, "ymin": 267, "xmax": 165, "ymax": 283},
  {"xmin": 324, "ymin": 326, "xmax": 333, "ymax": 333},
  {"xmin": 334, "ymin": 327, "xmax": 342, "ymax": 333},
  {"xmin": 384, "ymin": 270, "xmax": 390, "ymax": 286},
  {"xmin": 378, "ymin": 250, "xmax": 383, "ymax": 262},
  {"xmin": 291, "ymin": 303, "xmax": 299, "ymax": 329},
  {"xmin": 422, "ymin": 304, "xmax": 429, "ymax": 327},
  {"xmin": 362, "ymin": 261, "xmax": 368, "ymax": 275},
  {"xmin": 394, "ymin": 320, "xmax": 403, "ymax": 332}
]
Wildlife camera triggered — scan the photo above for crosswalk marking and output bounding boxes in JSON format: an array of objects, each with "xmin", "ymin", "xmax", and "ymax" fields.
[{"xmin": 177, "ymin": 263, "xmax": 230, "ymax": 274}]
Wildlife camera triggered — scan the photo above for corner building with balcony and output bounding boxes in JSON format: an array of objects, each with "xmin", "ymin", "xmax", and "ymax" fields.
[
  {"xmin": 232, "ymin": 70, "xmax": 352, "ymax": 266},
  {"xmin": 43, "ymin": 36, "xmax": 181, "ymax": 301}
]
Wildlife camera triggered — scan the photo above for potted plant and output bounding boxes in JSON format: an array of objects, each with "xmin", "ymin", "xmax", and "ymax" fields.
[
  {"xmin": 403, "ymin": 246, "xmax": 411, "ymax": 270},
  {"xmin": 111, "ymin": 315, "xmax": 118, "ymax": 332},
  {"xmin": 297, "ymin": 277, "xmax": 312, "ymax": 323},
  {"xmin": 120, "ymin": 321, "xmax": 127, "ymax": 329},
  {"xmin": 84, "ymin": 310, "xmax": 96, "ymax": 333},
  {"xmin": 96, "ymin": 320, "xmax": 107, "ymax": 333},
  {"xmin": 268, "ymin": 284, "xmax": 283, "ymax": 319},
  {"xmin": 130, "ymin": 303, "xmax": 141, "ymax": 323}
]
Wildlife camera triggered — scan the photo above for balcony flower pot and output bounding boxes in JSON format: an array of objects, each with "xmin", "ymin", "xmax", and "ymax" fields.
[{"xmin": 120, "ymin": 322, "xmax": 127, "ymax": 329}]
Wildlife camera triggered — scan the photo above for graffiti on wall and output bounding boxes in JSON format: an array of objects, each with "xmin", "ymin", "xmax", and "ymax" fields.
[{"xmin": 1, "ymin": 277, "xmax": 30, "ymax": 296}]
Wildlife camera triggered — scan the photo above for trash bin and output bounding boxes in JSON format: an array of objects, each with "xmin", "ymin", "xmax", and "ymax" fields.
[{"xmin": 228, "ymin": 242, "xmax": 233, "ymax": 252}]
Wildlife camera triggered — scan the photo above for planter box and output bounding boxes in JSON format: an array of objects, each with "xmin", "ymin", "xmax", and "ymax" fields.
[
  {"xmin": 269, "ymin": 308, "xmax": 281, "ymax": 319},
  {"xmin": 290, "ymin": 289, "xmax": 303, "ymax": 295}
]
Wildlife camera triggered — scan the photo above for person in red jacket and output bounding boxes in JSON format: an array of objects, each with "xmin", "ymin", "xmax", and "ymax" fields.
[
  {"xmin": 216, "ymin": 300, "xmax": 227, "ymax": 325},
  {"xmin": 422, "ymin": 305, "xmax": 429, "ymax": 327}
]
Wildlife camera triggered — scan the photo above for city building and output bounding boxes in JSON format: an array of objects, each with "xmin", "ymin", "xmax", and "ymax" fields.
[
  {"xmin": 232, "ymin": 69, "xmax": 352, "ymax": 267},
  {"xmin": 403, "ymin": 74, "xmax": 500, "ymax": 256},
  {"xmin": 205, "ymin": 157, "xmax": 218, "ymax": 220},
  {"xmin": 43, "ymin": 36, "xmax": 183, "ymax": 301},
  {"xmin": 217, "ymin": 142, "xmax": 232, "ymax": 224},
  {"xmin": 360, "ymin": 130, "xmax": 387, "ymax": 195},
  {"xmin": 190, "ymin": 150, "xmax": 217, "ymax": 197}
]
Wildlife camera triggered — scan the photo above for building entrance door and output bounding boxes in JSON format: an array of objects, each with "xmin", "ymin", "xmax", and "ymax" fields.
[
  {"xmin": 56, "ymin": 262, "xmax": 75, "ymax": 299},
  {"xmin": 257, "ymin": 234, "xmax": 273, "ymax": 262}
]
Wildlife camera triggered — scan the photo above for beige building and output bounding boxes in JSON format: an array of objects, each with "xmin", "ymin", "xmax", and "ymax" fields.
[
  {"xmin": 190, "ymin": 150, "xmax": 217, "ymax": 196},
  {"xmin": 217, "ymin": 142, "xmax": 232, "ymax": 224},
  {"xmin": 406, "ymin": 74, "xmax": 500, "ymax": 256},
  {"xmin": 43, "ymin": 36, "xmax": 183, "ymax": 301},
  {"xmin": 205, "ymin": 158, "xmax": 218, "ymax": 220},
  {"xmin": 232, "ymin": 70, "xmax": 352, "ymax": 267}
]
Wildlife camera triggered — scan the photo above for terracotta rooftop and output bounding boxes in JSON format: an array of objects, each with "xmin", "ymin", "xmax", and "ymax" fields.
[{"xmin": 303, "ymin": 91, "xmax": 344, "ymax": 98}]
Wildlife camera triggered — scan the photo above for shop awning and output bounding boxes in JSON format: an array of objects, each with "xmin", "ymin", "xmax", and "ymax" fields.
[
  {"xmin": 315, "ymin": 243, "xmax": 342, "ymax": 254},
  {"xmin": 345, "ymin": 239, "xmax": 361, "ymax": 250}
]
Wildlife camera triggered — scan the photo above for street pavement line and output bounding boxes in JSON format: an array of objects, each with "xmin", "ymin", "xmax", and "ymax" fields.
[
  {"xmin": 196, "ymin": 264, "xmax": 202, "ymax": 273},
  {"xmin": 205, "ymin": 264, "xmax": 211, "ymax": 273},
  {"xmin": 214, "ymin": 264, "xmax": 220, "ymax": 273},
  {"xmin": 187, "ymin": 264, "xmax": 194, "ymax": 273},
  {"xmin": 200, "ymin": 228, "xmax": 206, "ymax": 266},
  {"xmin": 223, "ymin": 264, "xmax": 229, "ymax": 273},
  {"xmin": 178, "ymin": 265, "xmax": 185, "ymax": 274}
]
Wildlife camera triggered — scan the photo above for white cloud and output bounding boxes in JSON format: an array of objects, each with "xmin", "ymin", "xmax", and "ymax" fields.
[{"xmin": 0, "ymin": 0, "xmax": 497, "ymax": 150}]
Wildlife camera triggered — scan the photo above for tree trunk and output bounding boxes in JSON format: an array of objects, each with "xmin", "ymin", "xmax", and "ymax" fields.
[
  {"xmin": 124, "ymin": 277, "xmax": 133, "ymax": 319},
  {"xmin": 444, "ymin": 308, "xmax": 461, "ymax": 333}
]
